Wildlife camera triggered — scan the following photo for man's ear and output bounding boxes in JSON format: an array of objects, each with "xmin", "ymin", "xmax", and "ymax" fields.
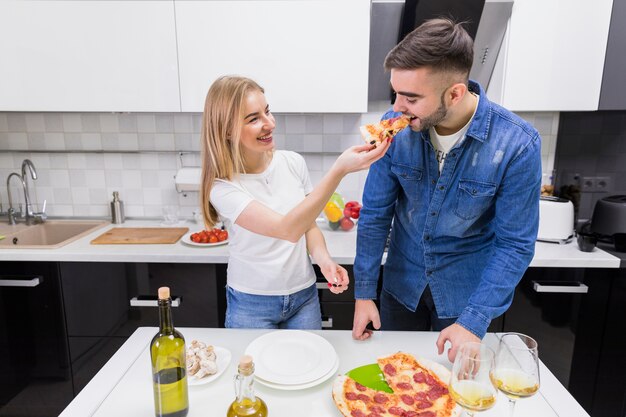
[{"xmin": 447, "ymin": 82, "xmax": 468, "ymax": 106}]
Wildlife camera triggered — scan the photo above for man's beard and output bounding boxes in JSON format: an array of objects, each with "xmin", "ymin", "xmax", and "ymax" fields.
[{"xmin": 417, "ymin": 91, "xmax": 448, "ymax": 132}]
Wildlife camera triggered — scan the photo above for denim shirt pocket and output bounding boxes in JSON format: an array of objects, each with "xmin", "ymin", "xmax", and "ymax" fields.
[
  {"xmin": 454, "ymin": 179, "xmax": 497, "ymax": 220},
  {"xmin": 391, "ymin": 163, "xmax": 423, "ymax": 199}
]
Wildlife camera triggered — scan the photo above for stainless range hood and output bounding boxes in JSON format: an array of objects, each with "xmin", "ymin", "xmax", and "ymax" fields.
[
  {"xmin": 470, "ymin": 0, "xmax": 514, "ymax": 90},
  {"xmin": 368, "ymin": 0, "xmax": 514, "ymax": 101}
]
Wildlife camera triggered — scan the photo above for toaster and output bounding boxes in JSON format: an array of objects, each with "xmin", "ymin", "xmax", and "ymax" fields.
[{"xmin": 537, "ymin": 196, "xmax": 575, "ymax": 243}]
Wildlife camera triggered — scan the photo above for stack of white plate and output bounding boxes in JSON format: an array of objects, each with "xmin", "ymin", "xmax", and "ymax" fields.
[{"xmin": 245, "ymin": 330, "xmax": 339, "ymax": 390}]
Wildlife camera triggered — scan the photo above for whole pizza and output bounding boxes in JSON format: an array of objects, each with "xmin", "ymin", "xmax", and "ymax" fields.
[{"xmin": 333, "ymin": 352, "xmax": 461, "ymax": 417}]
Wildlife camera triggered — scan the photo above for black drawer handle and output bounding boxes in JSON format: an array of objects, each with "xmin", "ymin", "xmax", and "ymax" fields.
[
  {"xmin": 532, "ymin": 281, "xmax": 588, "ymax": 294},
  {"xmin": 321, "ymin": 316, "xmax": 333, "ymax": 328},
  {"xmin": 129, "ymin": 296, "xmax": 181, "ymax": 307}
]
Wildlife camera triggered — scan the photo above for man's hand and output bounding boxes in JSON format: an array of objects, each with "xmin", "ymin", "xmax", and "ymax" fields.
[
  {"xmin": 436, "ymin": 323, "xmax": 480, "ymax": 362},
  {"xmin": 352, "ymin": 299, "xmax": 381, "ymax": 340}
]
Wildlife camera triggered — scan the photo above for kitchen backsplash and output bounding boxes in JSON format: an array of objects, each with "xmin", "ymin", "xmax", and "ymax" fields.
[
  {"xmin": 0, "ymin": 107, "xmax": 558, "ymax": 219},
  {"xmin": 555, "ymin": 110, "xmax": 626, "ymax": 221}
]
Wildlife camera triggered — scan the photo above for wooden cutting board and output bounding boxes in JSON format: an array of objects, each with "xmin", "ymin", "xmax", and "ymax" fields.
[{"xmin": 90, "ymin": 227, "xmax": 189, "ymax": 245}]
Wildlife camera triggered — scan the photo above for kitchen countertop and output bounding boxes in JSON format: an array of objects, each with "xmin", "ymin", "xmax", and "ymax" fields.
[
  {"xmin": 597, "ymin": 241, "xmax": 626, "ymax": 268},
  {"xmin": 59, "ymin": 327, "xmax": 589, "ymax": 417},
  {"xmin": 0, "ymin": 219, "xmax": 621, "ymax": 268}
]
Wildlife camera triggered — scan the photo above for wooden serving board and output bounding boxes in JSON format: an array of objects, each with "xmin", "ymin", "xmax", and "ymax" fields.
[{"xmin": 90, "ymin": 227, "xmax": 189, "ymax": 245}]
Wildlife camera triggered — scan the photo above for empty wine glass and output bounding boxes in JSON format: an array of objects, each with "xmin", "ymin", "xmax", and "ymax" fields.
[
  {"xmin": 449, "ymin": 342, "xmax": 498, "ymax": 417},
  {"xmin": 491, "ymin": 333, "xmax": 540, "ymax": 417}
]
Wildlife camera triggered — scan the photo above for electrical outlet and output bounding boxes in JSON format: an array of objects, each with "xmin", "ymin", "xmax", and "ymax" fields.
[
  {"xmin": 561, "ymin": 172, "xmax": 582, "ymax": 186},
  {"xmin": 595, "ymin": 176, "xmax": 612, "ymax": 192},
  {"xmin": 580, "ymin": 175, "xmax": 613, "ymax": 193}
]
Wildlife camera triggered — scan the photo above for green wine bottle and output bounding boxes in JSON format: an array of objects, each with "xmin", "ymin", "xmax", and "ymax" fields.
[{"xmin": 150, "ymin": 287, "xmax": 189, "ymax": 417}]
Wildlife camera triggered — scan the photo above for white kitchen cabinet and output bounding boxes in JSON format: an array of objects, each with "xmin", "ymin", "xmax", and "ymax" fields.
[
  {"xmin": 487, "ymin": 0, "xmax": 613, "ymax": 111},
  {"xmin": 0, "ymin": 1, "xmax": 180, "ymax": 112},
  {"xmin": 175, "ymin": 0, "xmax": 370, "ymax": 113}
]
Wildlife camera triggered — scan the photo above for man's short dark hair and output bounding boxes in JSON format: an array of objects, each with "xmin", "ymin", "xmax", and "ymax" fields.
[{"xmin": 384, "ymin": 18, "xmax": 474, "ymax": 79}]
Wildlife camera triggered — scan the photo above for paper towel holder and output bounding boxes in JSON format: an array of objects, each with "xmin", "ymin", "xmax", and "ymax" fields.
[
  {"xmin": 175, "ymin": 167, "xmax": 202, "ymax": 195},
  {"xmin": 175, "ymin": 152, "xmax": 202, "ymax": 196}
]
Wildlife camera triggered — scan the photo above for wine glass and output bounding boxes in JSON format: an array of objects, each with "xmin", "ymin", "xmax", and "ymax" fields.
[
  {"xmin": 449, "ymin": 342, "xmax": 498, "ymax": 417},
  {"xmin": 491, "ymin": 333, "xmax": 540, "ymax": 417}
]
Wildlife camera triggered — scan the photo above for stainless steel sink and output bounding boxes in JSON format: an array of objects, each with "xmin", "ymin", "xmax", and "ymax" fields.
[{"xmin": 0, "ymin": 220, "xmax": 108, "ymax": 249}]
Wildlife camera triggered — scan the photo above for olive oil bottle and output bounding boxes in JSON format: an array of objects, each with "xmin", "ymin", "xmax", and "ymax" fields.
[
  {"xmin": 150, "ymin": 287, "xmax": 189, "ymax": 417},
  {"xmin": 227, "ymin": 355, "xmax": 268, "ymax": 417}
]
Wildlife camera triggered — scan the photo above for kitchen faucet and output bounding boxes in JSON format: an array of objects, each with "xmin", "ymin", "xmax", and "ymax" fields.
[
  {"xmin": 6, "ymin": 172, "xmax": 26, "ymax": 225},
  {"xmin": 21, "ymin": 159, "xmax": 37, "ymax": 218},
  {"xmin": 6, "ymin": 161, "xmax": 47, "ymax": 225}
]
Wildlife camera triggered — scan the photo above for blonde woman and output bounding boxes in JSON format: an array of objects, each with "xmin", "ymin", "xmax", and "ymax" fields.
[{"xmin": 200, "ymin": 75, "xmax": 390, "ymax": 329}]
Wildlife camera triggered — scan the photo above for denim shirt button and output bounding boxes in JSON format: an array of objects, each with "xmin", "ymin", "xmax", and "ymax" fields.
[
  {"xmin": 424, "ymin": 235, "xmax": 431, "ymax": 241},
  {"xmin": 430, "ymin": 212, "xmax": 436, "ymax": 216},
  {"xmin": 438, "ymin": 185, "xmax": 445, "ymax": 190},
  {"xmin": 426, "ymin": 270, "xmax": 433, "ymax": 276},
  {"xmin": 431, "ymin": 179, "xmax": 436, "ymax": 185}
]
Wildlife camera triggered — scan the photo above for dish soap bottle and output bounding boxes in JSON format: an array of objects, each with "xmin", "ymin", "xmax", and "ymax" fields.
[
  {"xmin": 227, "ymin": 355, "xmax": 268, "ymax": 417},
  {"xmin": 150, "ymin": 287, "xmax": 189, "ymax": 417}
]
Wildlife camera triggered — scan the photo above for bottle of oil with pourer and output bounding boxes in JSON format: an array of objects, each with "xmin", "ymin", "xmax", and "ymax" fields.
[
  {"xmin": 150, "ymin": 287, "xmax": 189, "ymax": 417},
  {"xmin": 227, "ymin": 355, "xmax": 268, "ymax": 417}
]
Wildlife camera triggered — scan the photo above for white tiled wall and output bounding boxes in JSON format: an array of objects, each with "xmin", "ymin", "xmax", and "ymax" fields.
[{"xmin": 0, "ymin": 107, "xmax": 559, "ymax": 219}]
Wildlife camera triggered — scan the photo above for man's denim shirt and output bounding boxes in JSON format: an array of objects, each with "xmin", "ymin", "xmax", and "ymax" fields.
[{"xmin": 354, "ymin": 80, "xmax": 541, "ymax": 338}]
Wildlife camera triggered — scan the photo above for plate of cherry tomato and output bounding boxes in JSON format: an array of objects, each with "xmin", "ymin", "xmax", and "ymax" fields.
[{"xmin": 182, "ymin": 228, "xmax": 229, "ymax": 247}]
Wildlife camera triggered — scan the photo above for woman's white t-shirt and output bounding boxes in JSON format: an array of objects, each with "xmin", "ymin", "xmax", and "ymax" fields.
[{"xmin": 210, "ymin": 150, "xmax": 316, "ymax": 296}]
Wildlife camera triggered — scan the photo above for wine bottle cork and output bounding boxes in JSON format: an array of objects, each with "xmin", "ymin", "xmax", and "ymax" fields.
[{"xmin": 158, "ymin": 287, "xmax": 170, "ymax": 300}]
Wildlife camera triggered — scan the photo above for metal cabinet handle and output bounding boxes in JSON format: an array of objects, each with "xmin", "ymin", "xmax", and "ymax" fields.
[
  {"xmin": 321, "ymin": 316, "xmax": 333, "ymax": 328},
  {"xmin": 532, "ymin": 281, "xmax": 588, "ymax": 294},
  {"xmin": 0, "ymin": 276, "xmax": 42, "ymax": 287},
  {"xmin": 316, "ymin": 282, "xmax": 329, "ymax": 290},
  {"xmin": 129, "ymin": 296, "xmax": 181, "ymax": 307}
]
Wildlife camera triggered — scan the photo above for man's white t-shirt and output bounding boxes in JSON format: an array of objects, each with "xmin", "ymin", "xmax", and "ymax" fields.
[
  {"xmin": 210, "ymin": 150, "xmax": 316, "ymax": 296},
  {"xmin": 429, "ymin": 92, "xmax": 479, "ymax": 172}
]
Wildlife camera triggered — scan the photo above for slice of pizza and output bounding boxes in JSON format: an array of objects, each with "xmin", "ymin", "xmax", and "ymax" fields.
[
  {"xmin": 333, "ymin": 375, "xmax": 402, "ymax": 417},
  {"xmin": 378, "ymin": 353, "xmax": 458, "ymax": 416},
  {"xmin": 333, "ymin": 352, "xmax": 461, "ymax": 417},
  {"xmin": 360, "ymin": 115, "xmax": 411, "ymax": 145}
]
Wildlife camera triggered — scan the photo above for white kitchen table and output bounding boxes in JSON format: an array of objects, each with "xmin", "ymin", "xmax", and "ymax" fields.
[{"xmin": 60, "ymin": 327, "xmax": 588, "ymax": 417}]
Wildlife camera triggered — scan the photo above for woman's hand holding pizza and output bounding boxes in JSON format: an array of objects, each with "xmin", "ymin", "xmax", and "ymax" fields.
[{"xmin": 333, "ymin": 140, "xmax": 391, "ymax": 176}]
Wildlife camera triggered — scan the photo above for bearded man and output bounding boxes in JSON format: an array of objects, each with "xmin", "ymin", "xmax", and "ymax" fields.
[{"xmin": 351, "ymin": 18, "xmax": 542, "ymax": 362}]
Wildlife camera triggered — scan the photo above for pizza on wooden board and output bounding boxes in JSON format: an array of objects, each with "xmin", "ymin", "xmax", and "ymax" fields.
[
  {"xmin": 360, "ymin": 115, "xmax": 411, "ymax": 145},
  {"xmin": 333, "ymin": 352, "xmax": 461, "ymax": 417}
]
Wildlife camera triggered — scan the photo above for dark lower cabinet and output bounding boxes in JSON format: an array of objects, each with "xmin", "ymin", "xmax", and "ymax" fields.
[
  {"xmin": 503, "ymin": 267, "xmax": 614, "ymax": 415},
  {"xmin": 59, "ymin": 262, "xmax": 220, "ymax": 397},
  {"xmin": 589, "ymin": 267, "xmax": 626, "ymax": 417},
  {"xmin": 0, "ymin": 262, "xmax": 73, "ymax": 417}
]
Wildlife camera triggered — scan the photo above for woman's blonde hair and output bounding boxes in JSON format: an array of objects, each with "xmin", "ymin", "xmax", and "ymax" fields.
[{"xmin": 200, "ymin": 75, "xmax": 265, "ymax": 228}]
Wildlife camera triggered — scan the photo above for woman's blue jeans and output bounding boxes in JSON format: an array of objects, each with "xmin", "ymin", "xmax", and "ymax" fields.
[{"xmin": 225, "ymin": 283, "xmax": 322, "ymax": 330}]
